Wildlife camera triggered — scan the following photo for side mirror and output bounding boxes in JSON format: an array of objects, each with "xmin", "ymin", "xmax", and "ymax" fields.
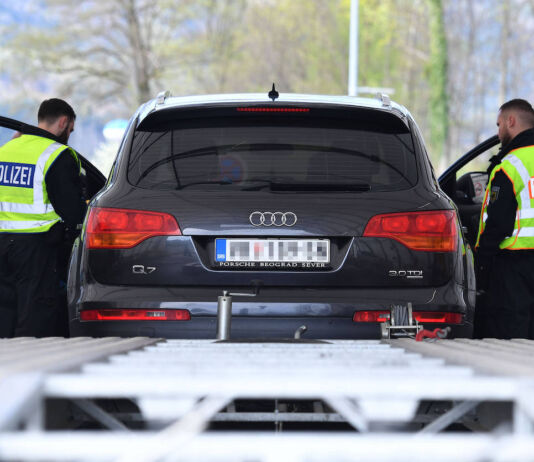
[{"xmin": 457, "ymin": 172, "xmax": 488, "ymax": 204}]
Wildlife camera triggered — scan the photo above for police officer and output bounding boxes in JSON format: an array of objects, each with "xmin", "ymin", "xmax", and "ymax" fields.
[
  {"xmin": 0, "ymin": 99, "xmax": 86, "ymax": 337},
  {"xmin": 475, "ymin": 99, "xmax": 534, "ymax": 339}
]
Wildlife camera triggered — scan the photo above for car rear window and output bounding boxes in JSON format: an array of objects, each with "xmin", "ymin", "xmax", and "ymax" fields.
[{"xmin": 128, "ymin": 108, "xmax": 418, "ymax": 192}]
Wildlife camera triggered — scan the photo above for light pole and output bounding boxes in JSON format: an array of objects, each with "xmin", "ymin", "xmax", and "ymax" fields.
[{"xmin": 348, "ymin": 0, "xmax": 359, "ymax": 96}]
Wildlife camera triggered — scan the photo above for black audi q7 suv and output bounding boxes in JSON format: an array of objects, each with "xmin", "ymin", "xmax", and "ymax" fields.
[{"xmin": 67, "ymin": 92, "xmax": 476, "ymax": 339}]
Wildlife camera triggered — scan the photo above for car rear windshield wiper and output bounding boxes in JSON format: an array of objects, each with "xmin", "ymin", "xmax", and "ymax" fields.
[
  {"xmin": 272, "ymin": 183, "xmax": 371, "ymax": 192},
  {"xmin": 176, "ymin": 179, "xmax": 233, "ymax": 190},
  {"xmin": 241, "ymin": 180, "xmax": 370, "ymax": 192}
]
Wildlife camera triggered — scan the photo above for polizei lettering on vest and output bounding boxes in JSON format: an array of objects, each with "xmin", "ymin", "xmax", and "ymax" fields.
[{"xmin": 0, "ymin": 162, "xmax": 35, "ymax": 188}]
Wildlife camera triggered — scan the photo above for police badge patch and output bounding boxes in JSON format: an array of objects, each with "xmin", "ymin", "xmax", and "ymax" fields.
[{"xmin": 490, "ymin": 186, "xmax": 500, "ymax": 203}]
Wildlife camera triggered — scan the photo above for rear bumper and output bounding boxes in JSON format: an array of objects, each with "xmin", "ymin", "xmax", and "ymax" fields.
[
  {"xmin": 69, "ymin": 315, "xmax": 472, "ymax": 339},
  {"xmin": 69, "ymin": 272, "xmax": 474, "ymax": 339}
]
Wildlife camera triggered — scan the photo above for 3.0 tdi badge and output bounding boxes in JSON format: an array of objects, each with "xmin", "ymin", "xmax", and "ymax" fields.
[{"xmin": 389, "ymin": 270, "xmax": 423, "ymax": 279}]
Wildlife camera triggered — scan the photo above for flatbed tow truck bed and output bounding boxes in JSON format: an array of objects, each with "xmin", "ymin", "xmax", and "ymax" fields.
[{"xmin": 1, "ymin": 337, "xmax": 534, "ymax": 461}]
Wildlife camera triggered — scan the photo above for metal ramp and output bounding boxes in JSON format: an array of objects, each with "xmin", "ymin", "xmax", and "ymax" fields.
[{"xmin": 1, "ymin": 338, "xmax": 534, "ymax": 461}]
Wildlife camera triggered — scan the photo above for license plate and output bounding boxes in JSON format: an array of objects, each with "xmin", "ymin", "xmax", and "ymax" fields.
[{"xmin": 215, "ymin": 239, "xmax": 330, "ymax": 263}]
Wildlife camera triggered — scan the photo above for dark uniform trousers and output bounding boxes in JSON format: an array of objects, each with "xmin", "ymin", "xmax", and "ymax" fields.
[
  {"xmin": 481, "ymin": 251, "xmax": 534, "ymax": 339},
  {"xmin": 0, "ymin": 231, "xmax": 61, "ymax": 338}
]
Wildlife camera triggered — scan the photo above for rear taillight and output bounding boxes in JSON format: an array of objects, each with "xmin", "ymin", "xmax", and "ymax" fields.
[
  {"xmin": 86, "ymin": 207, "xmax": 181, "ymax": 249},
  {"xmin": 352, "ymin": 311, "xmax": 390, "ymax": 322},
  {"xmin": 353, "ymin": 310, "xmax": 462, "ymax": 324},
  {"xmin": 363, "ymin": 210, "xmax": 457, "ymax": 252},
  {"xmin": 413, "ymin": 312, "xmax": 462, "ymax": 324},
  {"xmin": 80, "ymin": 309, "xmax": 191, "ymax": 321}
]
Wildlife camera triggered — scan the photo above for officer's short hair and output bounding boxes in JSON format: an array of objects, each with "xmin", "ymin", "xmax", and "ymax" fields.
[
  {"xmin": 38, "ymin": 98, "xmax": 76, "ymax": 124},
  {"xmin": 500, "ymin": 99, "xmax": 534, "ymax": 127}
]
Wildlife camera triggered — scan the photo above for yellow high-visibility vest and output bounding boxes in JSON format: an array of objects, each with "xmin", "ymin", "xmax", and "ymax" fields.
[
  {"xmin": 476, "ymin": 145, "xmax": 534, "ymax": 250},
  {"xmin": 0, "ymin": 134, "xmax": 80, "ymax": 233}
]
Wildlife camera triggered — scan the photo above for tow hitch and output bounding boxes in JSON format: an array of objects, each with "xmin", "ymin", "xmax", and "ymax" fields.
[
  {"xmin": 216, "ymin": 284, "xmax": 261, "ymax": 340},
  {"xmin": 216, "ymin": 285, "xmax": 308, "ymax": 341}
]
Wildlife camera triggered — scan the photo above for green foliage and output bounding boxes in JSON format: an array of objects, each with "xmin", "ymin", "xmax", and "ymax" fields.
[
  {"xmin": 1, "ymin": 0, "xmax": 445, "ymax": 161},
  {"xmin": 427, "ymin": 0, "xmax": 449, "ymax": 164},
  {"xmin": 220, "ymin": 0, "xmax": 351, "ymax": 95},
  {"xmin": 358, "ymin": 0, "xmax": 399, "ymax": 90}
]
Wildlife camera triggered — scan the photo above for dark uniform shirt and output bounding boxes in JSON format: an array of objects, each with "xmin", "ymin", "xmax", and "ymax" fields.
[{"xmin": 46, "ymin": 148, "xmax": 87, "ymax": 230}]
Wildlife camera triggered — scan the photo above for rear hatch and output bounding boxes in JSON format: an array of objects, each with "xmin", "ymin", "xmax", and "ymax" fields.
[{"xmin": 87, "ymin": 104, "xmax": 457, "ymax": 288}]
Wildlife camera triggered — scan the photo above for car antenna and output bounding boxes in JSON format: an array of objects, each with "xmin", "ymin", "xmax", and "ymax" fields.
[{"xmin": 268, "ymin": 83, "xmax": 279, "ymax": 101}]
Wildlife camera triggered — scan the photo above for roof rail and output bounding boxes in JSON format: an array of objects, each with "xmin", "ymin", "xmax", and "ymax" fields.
[
  {"xmin": 156, "ymin": 90, "xmax": 171, "ymax": 105},
  {"xmin": 377, "ymin": 93, "xmax": 391, "ymax": 109}
]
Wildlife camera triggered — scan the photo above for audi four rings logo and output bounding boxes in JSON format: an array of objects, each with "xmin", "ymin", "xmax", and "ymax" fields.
[{"xmin": 249, "ymin": 211, "xmax": 298, "ymax": 227}]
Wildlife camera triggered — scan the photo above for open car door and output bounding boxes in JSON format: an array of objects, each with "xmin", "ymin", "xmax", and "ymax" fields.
[
  {"xmin": 439, "ymin": 135, "xmax": 500, "ymax": 248},
  {"xmin": 439, "ymin": 136, "xmax": 501, "ymax": 339},
  {"xmin": 0, "ymin": 115, "xmax": 106, "ymax": 198}
]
